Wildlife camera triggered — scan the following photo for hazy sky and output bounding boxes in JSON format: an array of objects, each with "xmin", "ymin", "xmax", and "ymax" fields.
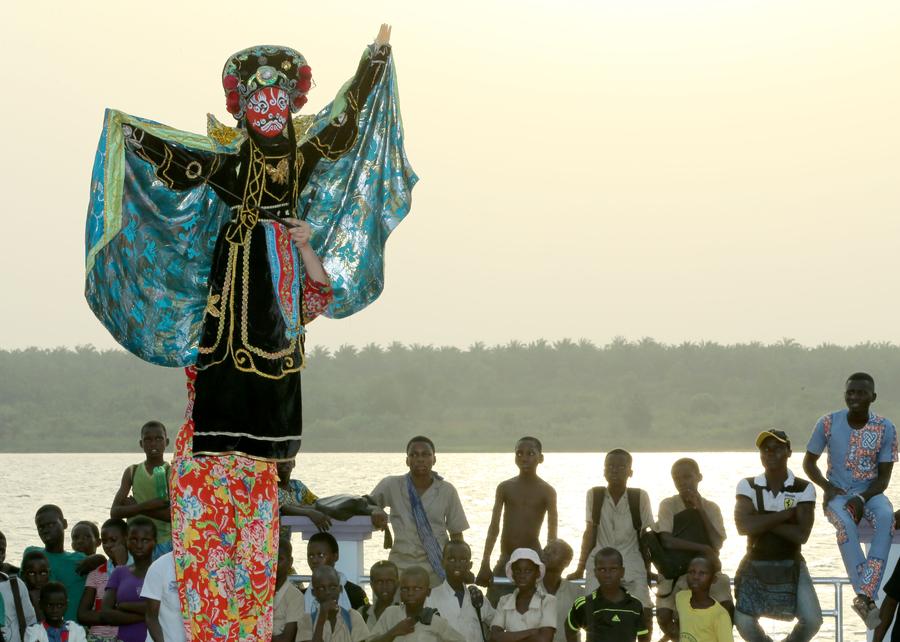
[{"xmin": 3, "ymin": 1, "xmax": 900, "ymax": 352}]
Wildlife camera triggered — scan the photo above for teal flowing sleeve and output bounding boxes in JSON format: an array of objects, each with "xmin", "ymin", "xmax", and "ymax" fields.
[
  {"xmin": 298, "ymin": 45, "xmax": 419, "ymax": 318},
  {"xmin": 84, "ymin": 110, "xmax": 237, "ymax": 366}
]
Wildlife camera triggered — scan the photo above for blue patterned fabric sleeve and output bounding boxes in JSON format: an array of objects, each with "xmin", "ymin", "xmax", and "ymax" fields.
[
  {"xmin": 298, "ymin": 45, "xmax": 418, "ymax": 318},
  {"xmin": 84, "ymin": 110, "xmax": 235, "ymax": 366}
]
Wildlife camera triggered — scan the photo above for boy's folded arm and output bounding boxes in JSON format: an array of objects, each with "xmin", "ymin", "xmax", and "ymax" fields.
[
  {"xmin": 110, "ymin": 467, "xmax": 136, "ymax": 517},
  {"xmin": 769, "ymin": 503, "xmax": 814, "ymax": 545},
  {"xmin": 117, "ymin": 600, "xmax": 148, "ymax": 615},
  {"xmin": 76, "ymin": 588, "xmax": 103, "ymax": 625},
  {"xmin": 734, "ymin": 496, "xmax": 789, "ymax": 536},
  {"xmin": 76, "ymin": 554, "xmax": 106, "ymax": 575}
]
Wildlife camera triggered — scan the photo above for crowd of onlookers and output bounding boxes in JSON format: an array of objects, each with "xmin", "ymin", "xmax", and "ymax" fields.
[{"xmin": 2, "ymin": 371, "xmax": 900, "ymax": 642}]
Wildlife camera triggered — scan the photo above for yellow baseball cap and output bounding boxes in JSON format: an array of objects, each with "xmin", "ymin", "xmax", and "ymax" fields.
[{"xmin": 755, "ymin": 429, "xmax": 791, "ymax": 449}]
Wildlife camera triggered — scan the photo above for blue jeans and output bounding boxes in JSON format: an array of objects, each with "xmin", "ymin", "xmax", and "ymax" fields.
[
  {"xmin": 825, "ymin": 492, "xmax": 894, "ymax": 598},
  {"xmin": 734, "ymin": 562, "xmax": 822, "ymax": 642}
]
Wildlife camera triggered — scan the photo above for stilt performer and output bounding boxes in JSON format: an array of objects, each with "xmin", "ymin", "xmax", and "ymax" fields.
[{"xmin": 84, "ymin": 25, "xmax": 416, "ymax": 641}]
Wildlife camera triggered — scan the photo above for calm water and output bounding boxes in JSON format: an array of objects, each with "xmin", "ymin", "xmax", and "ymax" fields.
[{"xmin": 1, "ymin": 451, "xmax": 889, "ymax": 640}]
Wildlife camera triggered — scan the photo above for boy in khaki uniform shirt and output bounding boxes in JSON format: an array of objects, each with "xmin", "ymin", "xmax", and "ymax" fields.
[
  {"xmin": 369, "ymin": 567, "xmax": 465, "ymax": 642},
  {"xmin": 368, "ymin": 437, "xmax": 470, "ymax": 587},
  {"xmin": 654, "ymin": 459, "xmax": 733, "ymax": 639}
]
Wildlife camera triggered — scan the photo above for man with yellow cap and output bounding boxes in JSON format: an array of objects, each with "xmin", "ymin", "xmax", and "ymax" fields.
[{"xmin": 732, "ymin": 430, "xmax": 822, "ymax": 642}]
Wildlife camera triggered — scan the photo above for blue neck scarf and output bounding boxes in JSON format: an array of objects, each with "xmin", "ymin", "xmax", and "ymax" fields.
[{"xmin": 406, "ymin": 472, "xmax": 446, "ymax": 580}]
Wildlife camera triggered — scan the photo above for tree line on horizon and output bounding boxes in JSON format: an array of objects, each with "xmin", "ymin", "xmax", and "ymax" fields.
[{"xmin": 2, "ymin": 338, "xmax": 900, "ymax": 453}]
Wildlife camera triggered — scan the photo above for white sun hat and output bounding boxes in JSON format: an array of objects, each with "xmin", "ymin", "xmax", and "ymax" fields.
[{"xmin": 505, "ymin": 547, "xmax": 546, "ymax": 582}]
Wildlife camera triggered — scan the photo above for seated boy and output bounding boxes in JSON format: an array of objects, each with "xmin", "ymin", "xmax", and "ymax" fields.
[
  {"xmin": 298, "ymin": 566, "xmax": 369, "ymax": 642},
  {"xmin": 569, "ymin": 449, "xmax": 654, "ymax": 625},
  {"xmin": 674, "ymin": 557, "xmax": 733, "ymax": 642},
  {"xmin": 565, "ymin": 548, "xmax": 649, "ymax": 642},
  {"xmin": 141, "ymin": 551, "xmax": 184, "ymax": 642},
  {"xmin": 426, "ymin": 541, "xmax": 495, "ymax": 641},
  {"xmin": 110, "ymin": 421, "xmax": 172, "ymax": 555},
  {"xmin": 477, "ymin": 437, "xmax": 557, "ymax": 606},
  {"xmin": 368, "ymin": 437, "xmax": 470, "ymax": 587},
  {"xmin": 360, "ymin": 561, "xmax": 399, "ymax": 628},
  {"xmin": 23, "ymin": 506, "xmax": 103, "ymax": 622},
  {"xmin": 539, "ymin": 540, "xmax": 580, "ymax": 642},
  {"xmin": 272, "ymin": 537, "xmax": 304, "ymax": 642},
  {"xmin": 655, "ymin": 458, "xmax": 733, "ymax": 638},
  {"xmin": 23, "ymin": 582, "xmax": 86, "ymax": 642},
  {"xmin": 369, "ymin": 566, "xmax": 465, "ymax": 642},
  {"xmin": 304, "ymin": 533, "xmax": 368, "ymax": 612},
  {"xmin": 803, "ymin": 373, "xmax": 897, "ymax": 627}
]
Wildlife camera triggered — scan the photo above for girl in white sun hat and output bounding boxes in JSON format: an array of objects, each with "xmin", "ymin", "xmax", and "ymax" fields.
[{"xmin": 490, "ymin": 548, "xmax": 557, "ymax": 642}]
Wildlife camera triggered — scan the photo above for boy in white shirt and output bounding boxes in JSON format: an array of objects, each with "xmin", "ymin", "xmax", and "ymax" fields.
[
  {"xmin": 272, "ymin": 537, "xmax": 304, "ymax": 642},
  {"xmin": 426, "ymin": 541, "xmax": 494, "ymax": 641},
  {"xmin": 140, "ymin": 552, "xmax": 184, "ymax": 642},
  {"xmin": 24, "ymin": 583, "xmax": 86, "ymax": 642}
]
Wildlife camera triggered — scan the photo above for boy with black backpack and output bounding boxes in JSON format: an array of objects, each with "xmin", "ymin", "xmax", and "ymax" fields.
[
  {"xmin": 569, "ymin": 449, "xmax": 654, "ymax": 634},
  {"xmin": 652, "ymin": 458, "xmax": 733, "ymax": 639}
]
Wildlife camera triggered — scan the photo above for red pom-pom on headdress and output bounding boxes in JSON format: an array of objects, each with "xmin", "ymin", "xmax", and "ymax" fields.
[
  {"xmin": 298, "ymin": 65, "xmax": 312, "ymax": 79},
  {"xmin": 222, "ymin": 74, "xmax": 239, "ymax": 90},
  {"xmin": 226, "ymin": 91, "xmax": 241, "ymax": 114},
  {"xmin": 292, "ymin": 95, "xmax": 308, "ymax": 109},
  {"xmin": 297, "ymin": 78, "xmax": 312, "ymax": 93}
]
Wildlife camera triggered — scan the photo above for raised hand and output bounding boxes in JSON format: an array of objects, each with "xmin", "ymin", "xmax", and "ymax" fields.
[{"xmin": 375, "ymin": 24, "xmax": 392, "ymax": 46}]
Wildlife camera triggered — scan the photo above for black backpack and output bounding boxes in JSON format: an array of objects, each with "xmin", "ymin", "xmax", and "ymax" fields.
[{"xmin": 641, "ymin": 507, "xmax": 711, "ymax": 580}]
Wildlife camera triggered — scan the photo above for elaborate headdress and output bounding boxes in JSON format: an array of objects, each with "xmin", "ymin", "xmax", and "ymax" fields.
[{"xmin": 221, "ymin": 45, "xmax": 313, "ymax": 120}]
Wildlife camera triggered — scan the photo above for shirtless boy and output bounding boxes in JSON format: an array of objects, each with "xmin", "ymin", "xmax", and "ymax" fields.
[{"xmin": 477, "ymin": 437, "xmax": 558, "ymax": 601}]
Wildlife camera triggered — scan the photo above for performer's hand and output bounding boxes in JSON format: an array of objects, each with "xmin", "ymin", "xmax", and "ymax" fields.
[
  {"xmin": 371, "ymin": 508, "xmax": 388, "ymax": 529},
  {"xmin": 285, "ymin": 219, "xmax": 312, "ymax": 249},
  {"xmin": 375, "ymin": 24, "xmax": 392, "ymax": 46}
]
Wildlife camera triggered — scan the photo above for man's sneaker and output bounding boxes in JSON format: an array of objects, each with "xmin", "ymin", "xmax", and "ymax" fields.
[{"xmin": 852, "ymin": 594, "xmax": 881, "ymax": 629}]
